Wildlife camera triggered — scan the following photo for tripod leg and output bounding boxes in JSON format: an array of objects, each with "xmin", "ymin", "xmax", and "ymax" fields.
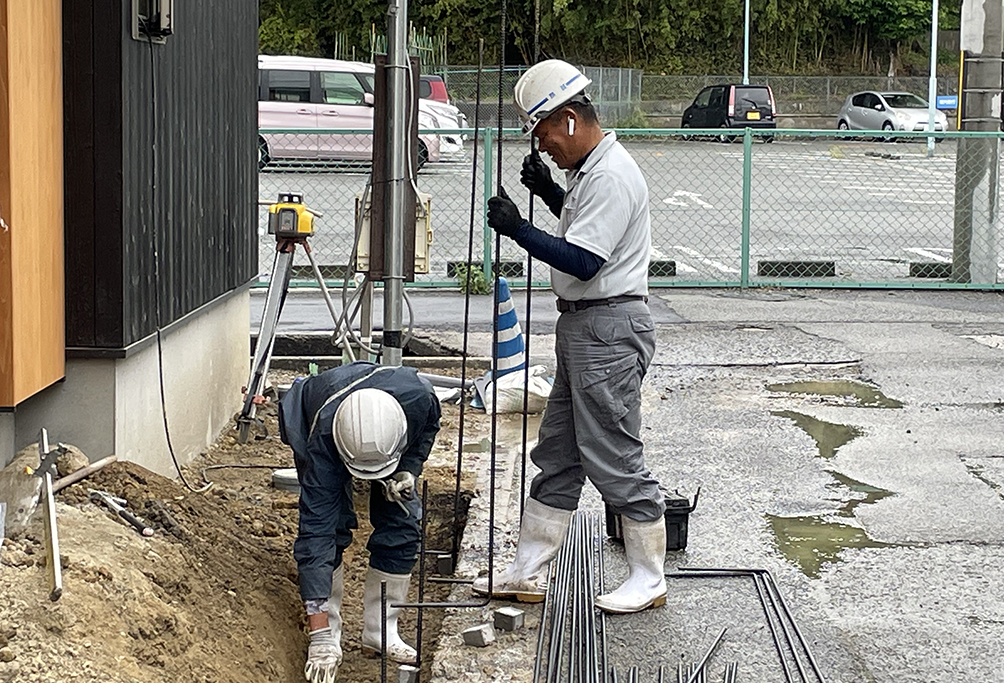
[
  {"xmin": 304, "ymin": 241, "xmax": 358, "ymax": 361},
  {"xmin": 238, "ymin": 244, "xmax": 294, "ymax": 443}
]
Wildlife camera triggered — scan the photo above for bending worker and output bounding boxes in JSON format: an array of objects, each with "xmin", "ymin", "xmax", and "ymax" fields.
[
  {"xmin": 279, "ymin": 361, "xmax": 441, "ymax": 682},
  {"xmin": 475, "ymin": 60, "xmax": 666, "ymax": 614}
]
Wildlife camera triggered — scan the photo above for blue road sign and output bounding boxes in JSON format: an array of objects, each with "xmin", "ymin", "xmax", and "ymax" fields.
[{"xmin": 936, "ymin": 95, "xmax": 958, "ymax": 110}]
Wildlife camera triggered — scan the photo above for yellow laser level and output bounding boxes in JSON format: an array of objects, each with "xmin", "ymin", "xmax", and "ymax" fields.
[{"xmin": 268, "ymin": 192, "xmax": 315, "ymax": 238}]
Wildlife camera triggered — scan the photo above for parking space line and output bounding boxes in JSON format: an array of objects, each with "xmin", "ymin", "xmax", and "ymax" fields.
[
  {"xmin": 905, "ymin": 248, "xmax": 952, "ymax": 262},
  {"xmin": 671, "ymin": 245, "xmax": 740, "ymax": 274}
]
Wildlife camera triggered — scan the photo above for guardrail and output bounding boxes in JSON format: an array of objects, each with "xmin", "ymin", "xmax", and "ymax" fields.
[{"xmin": 257, "ymin": 127, "xmax": 1004, "ymax": 290}]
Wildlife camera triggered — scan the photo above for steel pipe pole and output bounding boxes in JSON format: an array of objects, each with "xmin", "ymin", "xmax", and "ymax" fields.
[{"xmin": 382, "ymin": 0, "xmax": 409, "ymax": 366}]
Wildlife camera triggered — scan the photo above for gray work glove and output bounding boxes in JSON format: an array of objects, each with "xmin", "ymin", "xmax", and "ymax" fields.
[
  {"xmin": 382, "ymin": 471, "xmax": 416, "ymax": 505},
  {"xmin": 304, "ymin": 627, "xmax": 341, "ymax": 683}
]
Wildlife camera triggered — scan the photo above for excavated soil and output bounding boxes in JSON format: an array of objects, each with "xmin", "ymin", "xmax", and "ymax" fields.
[{"xmin": 0, "ymin": 370, "xmax": 484, "ymax": 683}]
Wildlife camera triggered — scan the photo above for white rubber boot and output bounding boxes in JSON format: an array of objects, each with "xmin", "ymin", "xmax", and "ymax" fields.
[
  {"xmin": 361, "ymin": 567, "xmax": 417, "ymax": 664},
  {"xmin": 326, "ymin": 563, "xmax": 344, "ymax": 661},
  {"xmin": 471, "ymin": 497, "xmax": 572, "ymax": 602},
  {"xmin": 595, "ymin": 515, "xmax": 667, "ymax": 614}
]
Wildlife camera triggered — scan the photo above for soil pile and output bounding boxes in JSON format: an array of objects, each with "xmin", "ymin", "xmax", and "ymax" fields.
[{"xmin": 1, "ymin": 395, "xmax": 477, "ymax": 683}]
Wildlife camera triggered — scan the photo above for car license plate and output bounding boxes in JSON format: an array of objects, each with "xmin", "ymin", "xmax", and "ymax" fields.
[{"xmin": 746, "ymin": 111, "xmax": 761, "ymax": 120}]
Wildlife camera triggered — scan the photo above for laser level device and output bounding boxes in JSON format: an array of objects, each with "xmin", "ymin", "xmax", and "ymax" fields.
[{"xmin": 268, "ymin": 192, "xmax": 316, "ymax": 238}]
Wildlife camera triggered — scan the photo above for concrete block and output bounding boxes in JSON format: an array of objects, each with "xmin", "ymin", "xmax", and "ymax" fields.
[
  {"xmin": 397, "ymin": 664, "xmax": 419, "ymax": 683},
  {"xmin": 461, "ymin": 623, "xmax": 497, "ymax": 647},
  {"xmin": 493, "ymin": 606, "xmax": 525, "ymax": 631}
]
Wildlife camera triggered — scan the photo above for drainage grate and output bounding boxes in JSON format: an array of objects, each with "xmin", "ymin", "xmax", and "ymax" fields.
[{"xmin": 758, "ymin": 260, "xmax": 836, "ymax": 277}]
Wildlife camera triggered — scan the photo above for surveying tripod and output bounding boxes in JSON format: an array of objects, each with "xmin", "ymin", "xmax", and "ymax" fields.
[{"xmin": 236, "ymin": 192, "xmax": 350, "ymax": 444}]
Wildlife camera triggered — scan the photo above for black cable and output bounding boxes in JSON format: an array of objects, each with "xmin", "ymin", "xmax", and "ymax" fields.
[{"xmin": 143, "ymin": 22, "xmax": 210, "ymax": 494}]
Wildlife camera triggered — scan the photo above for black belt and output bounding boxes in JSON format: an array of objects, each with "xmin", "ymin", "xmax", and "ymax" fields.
[{"xmin": 556, "ymin": 295, "xmax": 648, "ymax": 313}]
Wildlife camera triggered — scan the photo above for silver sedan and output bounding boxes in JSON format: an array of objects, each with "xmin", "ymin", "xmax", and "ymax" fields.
[{"xmin": 837, "ymin": 91, "xmax": 948, "ymax": 139}]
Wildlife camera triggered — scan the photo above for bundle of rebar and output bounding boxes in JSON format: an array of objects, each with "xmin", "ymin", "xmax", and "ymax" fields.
[
  {"xmin": 667, "ymin": 567, "xmax": 827, "ymax": 683},
  {"xmin": 534, "ymin": 511, "xmax": 606, "ymax": 683}
]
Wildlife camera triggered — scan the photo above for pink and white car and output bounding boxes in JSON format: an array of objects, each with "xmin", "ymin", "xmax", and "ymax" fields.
[{"xmin": 257, "ymin": 55, "xmax": 465, "ymax": 170}]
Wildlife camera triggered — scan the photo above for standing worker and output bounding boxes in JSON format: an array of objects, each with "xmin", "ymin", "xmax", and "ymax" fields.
[
  {"xmin": 279, "ymin": 361, "xmax": 441, "ymax": 682},
  {"xmin": 474, "ymin": 60, "xmax": 666, "ymax": 614}
]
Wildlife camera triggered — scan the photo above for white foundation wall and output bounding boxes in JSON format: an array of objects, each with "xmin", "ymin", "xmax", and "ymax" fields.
[
  {"xmin": 114, "ymin": 292, "xmax": 249, "ymax": 477},
  {"xmin": 10, "ymin": 290, "xmax": 249, "ymax": 478}
]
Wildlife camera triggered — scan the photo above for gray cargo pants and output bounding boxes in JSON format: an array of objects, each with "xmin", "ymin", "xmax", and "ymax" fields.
[{"xmin": 529, "ymin": 299, "xmax": 665, "ymax": 522}]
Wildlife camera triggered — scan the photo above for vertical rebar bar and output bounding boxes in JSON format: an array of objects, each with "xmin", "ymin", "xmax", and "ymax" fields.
[
  {"xmin": 381, "ymin": 581, "xmax": 388, "ymax": 683},
  {"xmin": 415, "ymin": 480, "xmax": 428, "ymax": 681}
]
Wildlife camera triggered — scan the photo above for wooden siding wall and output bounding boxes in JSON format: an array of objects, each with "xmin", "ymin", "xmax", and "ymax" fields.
[
  {"xmin": 64, "ymin": 0, "xmax": 258, "ymax": 350},
  {"xmin": 0, "ymin": 0, "xmax": 66, "ymax": 407}
]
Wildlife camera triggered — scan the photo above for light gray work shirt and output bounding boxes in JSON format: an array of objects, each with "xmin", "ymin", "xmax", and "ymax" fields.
[{"xmin": 552, "ymin": 131, "xmax": 651, "ymax": 301}]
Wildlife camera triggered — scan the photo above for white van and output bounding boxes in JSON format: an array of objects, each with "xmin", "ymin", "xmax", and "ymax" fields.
[{"xmin": 257, "ymin": 55, "xmax": 466, "ymax": 169}]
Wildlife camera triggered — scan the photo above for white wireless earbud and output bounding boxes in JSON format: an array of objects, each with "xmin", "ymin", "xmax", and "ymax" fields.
[{"xmin": 567, "ymin": 117, "xmax": 575, "ymax": 136}]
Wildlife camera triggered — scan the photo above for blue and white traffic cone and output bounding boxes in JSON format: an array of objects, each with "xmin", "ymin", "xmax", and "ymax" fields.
[{"xmin": 493, "ymin": 276, "xmax": 526, "ymax": 379}]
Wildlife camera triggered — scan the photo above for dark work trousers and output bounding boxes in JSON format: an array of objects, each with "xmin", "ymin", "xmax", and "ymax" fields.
[
  {"xmin": 293, "ymin": 450, "xmax": 423, "ymax": 588},
  {"xmin": 528, "ymin": 299, "xmax": 665, "ymax": 522}
]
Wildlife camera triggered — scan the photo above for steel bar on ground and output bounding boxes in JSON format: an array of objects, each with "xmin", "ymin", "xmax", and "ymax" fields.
[
  {"xmin": 598, "ymin": 515, "xmax": 608, "ymax": 683},
  {"xmin": 684, "ymin": 628, "xmax": 727, "ymax": 683},
  {"xmin": 752, "ymin": 573, "xmax": 792, "ymax": 683},
  {"xmin": 548, "ymin": 521, "xmax": 574, "ymax": 683},
  {"xmin": 677, "ymin": 662, "xmax": 685, "ymax": 683},
  {"xmin": 763, "ymin": 572, "xmax": 825, "ymax": 683},
  {"xmin": 574, "ymin": 514, "xmax": 582, "ymax": 678},
  {"xmin": 658, "ymin": 664, "xmax": 666, "ymax": 683},
  {"xmin": 533, "ymin": 562, "xmax": 557, "ymax": 683},
  {"xmin": 628, "ymin": 666, "xmax": 638, "ymax": 683},
  {"xmin": 758, "ymin": 574, "xmax": 808, "ymax": 683},
  {"xmin": 588, "ymin": 514, "xmax": 600, "ymax": 683}
]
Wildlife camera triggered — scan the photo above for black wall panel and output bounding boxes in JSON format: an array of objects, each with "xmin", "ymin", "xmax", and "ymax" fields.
[{"xmin": 64, "ymin": 0, "xmax": 258, "ymax": 350}]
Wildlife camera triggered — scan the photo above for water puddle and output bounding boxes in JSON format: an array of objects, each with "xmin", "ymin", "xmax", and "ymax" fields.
[
  {"xmin": 772, "ymin": 410, "xmax": 863, "ymax": 459},
  {"xmin": 768, "ymin": 408, "xmax": 896, "ymax": 575},
  {"xmin": 766, "ymin": 513, "xmax": 892, "ymax": 578},
  {"xmin": 829, "ymin": 471, "xmax": 895, "ymax": 516},
  {"xmin": 768, "ymin": 380, "xmax": 903, "ymax": 409}
]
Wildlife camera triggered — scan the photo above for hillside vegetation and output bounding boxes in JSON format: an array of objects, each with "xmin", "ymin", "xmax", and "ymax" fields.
[{"xmin": 260, "ymin": 0, "xmax": 960, "ymax": 76}]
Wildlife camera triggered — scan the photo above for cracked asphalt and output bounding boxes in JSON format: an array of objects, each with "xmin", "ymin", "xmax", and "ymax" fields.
[{"xmin": 255, "ymin": 287, "xmax": 1004, "ymax": 682}]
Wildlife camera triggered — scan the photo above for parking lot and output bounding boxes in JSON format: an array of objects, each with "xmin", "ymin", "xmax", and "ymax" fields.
[{"xmin": 257, "ymin": 136, "xmax": 1001, "ymax": 285}]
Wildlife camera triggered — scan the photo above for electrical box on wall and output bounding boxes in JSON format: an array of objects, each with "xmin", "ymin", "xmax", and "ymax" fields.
[
  {"xmin": 354, "ymin": 193, "xmax": 433, "ymax": 275},
  {"xmin": 132, "ymin": 0, "xmax": 174, "ymax": 43}
]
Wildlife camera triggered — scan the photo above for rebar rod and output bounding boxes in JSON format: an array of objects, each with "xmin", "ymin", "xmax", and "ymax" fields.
[
  {"xmin": 381, "ymin": 581, "xmax": 388, "ymax": 683},
  {"xmin": 759, "ymin": 574, "xmax": 808, "ymax": 683},
  {"xmin": 763, "ymin": 572, "xmax": 826, "ymax": 683},
  {"xmin": 533, "ymin": 561, "xmax": 557, "ymax": 683},
  {"xmin": 684, "ymin": 628, "xmax": 727, "ymax": 683},
  {"xmin": 658, "ymin": 665, "xmax": 666, "ymax": 683},
  {"xmin": 548, "ymin": 521, "xmax": 574, "ymax": 683},
  {"xmin": 587, "ymin": 514, "xmax": 600, "ymax": 683},
  {"xmin": 752, "ymin": 573, "xmax": 792, "ymax": 683},
  {"xmin": 598, "ymin": 515, "xmax": 609, "ymax": 683},
  {"xmin": 415, "ymin": 481, "xmax": 429, "ymax": 681}
]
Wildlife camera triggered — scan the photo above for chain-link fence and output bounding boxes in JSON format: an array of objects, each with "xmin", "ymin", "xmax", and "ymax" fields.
[
  {"xmin": 439, "ymin": 66, "xmax": 643, "ymax": 129},
  {"xmin": 257, "ymin": 128, "xmax": 1004, "ymax": 290},
  {"xmin": 642, "ymin": 75, "xmax": 959, "ymax": 117}
]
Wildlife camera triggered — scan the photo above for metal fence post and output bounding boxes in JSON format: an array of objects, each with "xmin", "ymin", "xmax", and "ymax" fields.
[
  {"xmin": 741, "ymin": 127, "xmax": 753, "ymax": 288},
  {"xmin": 482, "ymin": 127, "xmax": 495, "ymax": 279}
]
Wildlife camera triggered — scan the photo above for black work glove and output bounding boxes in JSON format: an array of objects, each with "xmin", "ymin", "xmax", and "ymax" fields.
[
  {"xmin": 487, "ymin": 187, "xmax": 527, "ymax": 238},
  {"xmin": 521, "ymin": 151, "xmax": 565, "ymax": 218}
]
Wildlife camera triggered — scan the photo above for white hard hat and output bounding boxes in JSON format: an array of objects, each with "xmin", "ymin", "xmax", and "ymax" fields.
[
  {"xmin": 514, "ymin": 60, "xmax": 592, "ymax": 135},
  {"xmin": 333, "ymin": 388, "xmax": 408, "ymax": 480}
]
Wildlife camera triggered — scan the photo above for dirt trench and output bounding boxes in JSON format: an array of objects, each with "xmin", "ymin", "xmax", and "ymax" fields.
[{"xmin": 0, "ymin": 385, "xmax": 481, "ymax": 683}]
